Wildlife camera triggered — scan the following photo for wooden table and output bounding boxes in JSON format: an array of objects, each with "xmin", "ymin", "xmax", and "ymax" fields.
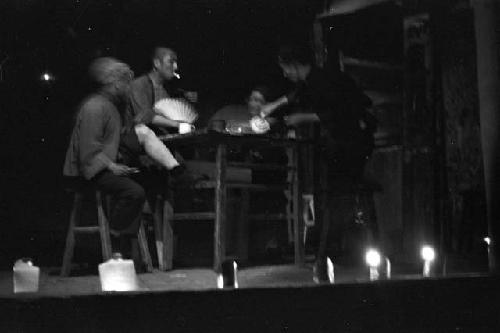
[{"xmin": 160, "ymin": 129, "xmax": 308, "ymax": 271}]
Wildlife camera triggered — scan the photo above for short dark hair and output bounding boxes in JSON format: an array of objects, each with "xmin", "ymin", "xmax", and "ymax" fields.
[
  {"xmin": 278, "ymin": 43, "xmax": 313, "ymax": 65},
  {"xmin": 152, "ymin": 47, "xmax": 176, "ymax": 63}
]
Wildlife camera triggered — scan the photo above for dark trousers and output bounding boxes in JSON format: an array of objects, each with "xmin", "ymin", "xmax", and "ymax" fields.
[
  {"xmin": 315, "ymin": 140, "xmax": 375, "ymax": 261},
  {"xmin": 92, "ymin": 171, "xmax": 146, "ymax": 235}
]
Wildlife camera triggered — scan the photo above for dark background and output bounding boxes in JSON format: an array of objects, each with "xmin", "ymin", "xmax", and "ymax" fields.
[{"xmin": 0, "ymin": 0, "xmax": 323, "ymax": 268}]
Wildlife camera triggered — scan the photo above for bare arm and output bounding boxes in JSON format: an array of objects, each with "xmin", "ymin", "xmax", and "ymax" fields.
[{"xmin": 260, "ymin": 96, "xmax": 289, "ymax": 118}]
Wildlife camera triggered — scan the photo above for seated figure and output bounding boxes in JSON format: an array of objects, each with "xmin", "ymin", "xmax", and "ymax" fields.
[{"xmin": 210, "ymin": 86, "xmax": 276, "ymax": 135}]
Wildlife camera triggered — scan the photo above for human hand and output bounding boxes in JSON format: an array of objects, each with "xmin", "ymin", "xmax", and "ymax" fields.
[{"xmin": 108, "ymin": 163, "xmax": 139, "ymax": 176}]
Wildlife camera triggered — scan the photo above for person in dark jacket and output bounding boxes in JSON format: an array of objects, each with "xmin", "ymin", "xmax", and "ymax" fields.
[{"xmin": 261, "ymin": 44, "xmax": 378, "ymax": 276}]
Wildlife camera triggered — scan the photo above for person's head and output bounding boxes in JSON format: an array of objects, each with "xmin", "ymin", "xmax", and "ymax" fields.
[
  {"xmin": 247, "ymin": 85, "xmax": 270, "ymax": 116},
  {"xmin": 88, "ymin": 57, "xmax": 134, "ymax": 97},
  {"xmin": 277, "ymin": 44, "xmax": 313, "ymax": 83},
  {"xmin": 152, "ymin": 47, "xmax": 178, "ymax": 81}
]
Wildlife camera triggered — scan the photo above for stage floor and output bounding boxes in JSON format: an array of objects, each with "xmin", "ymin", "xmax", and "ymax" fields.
[
  {"xmin": 1, "ymin": 264, "xmax": 498, "ymax": 332},
  {"xmin": 0, "ymin": 263, "xmax": 485, "ymax": 297}
]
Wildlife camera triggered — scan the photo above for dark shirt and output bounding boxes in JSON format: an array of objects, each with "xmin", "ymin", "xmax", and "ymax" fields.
[
  {"xmin": 63, "ymin": 93, "xmax": 122, "ymax": 180},
  {"xmin": 287, "ymin": 68, "xmax": 376, "ymax": 180},
  {"xmin": 288, "ymin": 68, "xmax": 371, "ymax": 145},
  {"xmin": 124, "ymin": 75, "xmax": 157, "ymax": 130},
  {"xmin": 124, "ymin": 73, "xmax": 185, "ymax": 132}
]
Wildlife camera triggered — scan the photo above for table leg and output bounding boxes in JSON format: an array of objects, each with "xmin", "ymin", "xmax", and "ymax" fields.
[
  {"xmin": 292, "ymin": 145, "xmax": 305, "ymax": 264},
  {"xmin": 214, "ymin": 143, "xmax": 227, "ymax": 271},
  {"xmin": 285, "ymin": 148, "xmax": 294, "ymax": 243},
  {"xmin": 236, "ymin": 189, "xmax": 250, "ymax": 263}
]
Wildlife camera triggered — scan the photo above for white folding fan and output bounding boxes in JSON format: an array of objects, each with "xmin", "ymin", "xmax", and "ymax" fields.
[{"xmin": 154, "ymin": 98, "xmax": 199, "ymax": 124}]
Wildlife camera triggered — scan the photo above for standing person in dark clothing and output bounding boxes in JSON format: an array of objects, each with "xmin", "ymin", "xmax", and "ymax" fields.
[
  {"xmin": 261, "ymin": 44, "xmax": 377, "ymax": 276},
  {"xmin": 63, "ymin": 57, "xmax": 145, "ymax": 240},
  {"xmin": 261, "ymin": 44, "xmax": 374, "ymax": 181}
]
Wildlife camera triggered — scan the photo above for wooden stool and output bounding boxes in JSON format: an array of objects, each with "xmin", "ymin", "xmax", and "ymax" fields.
[
  {"xmin": 61, "ymin": 189, "xmax": 153, "ymax": 276},
  {"xmin": 142, "ymin": 195, "xmax": 173, "ymax": 272}
]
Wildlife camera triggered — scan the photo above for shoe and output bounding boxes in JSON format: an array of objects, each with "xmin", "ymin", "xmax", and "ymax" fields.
[
  {"xmin": 169, "ymin": 165, "xmax": 194, "ymax": 189},
  {"xmin": 169, "ymin": 165, "xmax": 208, "ymax": 190},
  {"xmin": 170, "ymin": 164, "xmax": 186, "ymax": 178}
]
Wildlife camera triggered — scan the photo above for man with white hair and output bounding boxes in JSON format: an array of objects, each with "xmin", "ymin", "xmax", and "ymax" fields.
[{"xmin": 64, "ymin": 57, "xmax": 146, "ymax": 238}]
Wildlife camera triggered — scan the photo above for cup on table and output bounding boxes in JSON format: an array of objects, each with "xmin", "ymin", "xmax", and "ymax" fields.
[{"xmin": 179, "ymin": 122, "xmax": 195, "ymax": 134}]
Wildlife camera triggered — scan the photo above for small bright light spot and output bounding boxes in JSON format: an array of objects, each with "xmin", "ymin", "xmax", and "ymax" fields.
[
  {"xmin": 365, "ymin": 249, "xmax": 381, "ymax": 267},
  {"xmin": 41, "ymin": 72, "xmax": 54, "ymax": 82},
  {"xmin": 421, "ymin": 245, "xmax": 436, "ymax": 261},
  {"xmin": 484, "ymin": 237, "xmax": 491, "ymax": 245},
  {"xmin": 88, "ymin": 26, "xmax": 92, "ymax": 31}
]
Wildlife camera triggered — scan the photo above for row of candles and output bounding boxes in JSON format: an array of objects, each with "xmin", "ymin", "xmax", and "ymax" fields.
[
  {"xmin": 313, "ymin": 244, "xmax": 437, "ymax": 285},
  {"xmin": 218, "ymin": 244, "xmax": 440, "ymax": 288},
  {"xmin": 13, "ymin": 238, "xmax": 492, "ymax": 292}
]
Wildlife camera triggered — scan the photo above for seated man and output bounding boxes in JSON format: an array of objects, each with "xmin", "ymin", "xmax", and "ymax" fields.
[
  {"xmin": 211, "ymin": 85, "xmax": 277, "ymax": 134},
  {"xmin": 63, "ymin": 57, "xmax": 144, "ymax": 252},
  {"xmin": 120, "ymin": 47, "xmax": 198, "ymax": 176}
]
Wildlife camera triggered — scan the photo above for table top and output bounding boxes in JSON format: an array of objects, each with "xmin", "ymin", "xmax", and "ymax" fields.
[{"xmin": 158, "ymin": 128, "xmax": 312, "ymax": 147}]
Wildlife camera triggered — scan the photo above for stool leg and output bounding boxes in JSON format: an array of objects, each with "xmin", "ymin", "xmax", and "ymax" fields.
[
  {"xmin": 61, "ymin": 193, "xmax": 83, "ymax": 277},
  {"xmin": 152, "ymin": 196, "xmax": 165, "ymax": 271},
  {"xmin": 138, "ymin": 222, "xmax": 153, "ymax": 272},
  {"xmin": 162, "ymin": 199, "xmax": 174, "ymax": 271},
  {"xmin": 96, "ymin": 191, "xmax": 113, "ymax": 261}
]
